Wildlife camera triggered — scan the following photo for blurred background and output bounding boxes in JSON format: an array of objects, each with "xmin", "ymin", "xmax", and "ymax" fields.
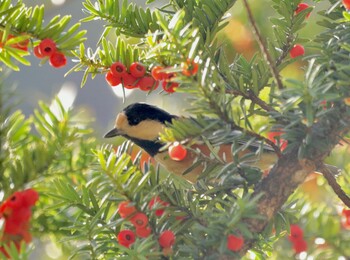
[{"xmin": 4, "ymin": 1, "xmax": 335, "ymax": 259}]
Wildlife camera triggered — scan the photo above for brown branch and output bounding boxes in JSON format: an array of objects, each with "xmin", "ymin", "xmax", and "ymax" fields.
[
  {"xmin": 319, "ymin": 163, "xmax": 350, "ymax": 208},
  {"xmin": 236, "ymin": 110, "xmax": 350, "ymax": 256},
  {"xmin": 242, "ymin": 0, "xmax": 284, "ymax": 90},
  {"xmin": 234, "ymin": 125, "xmax": 282, "ymax": 157}
]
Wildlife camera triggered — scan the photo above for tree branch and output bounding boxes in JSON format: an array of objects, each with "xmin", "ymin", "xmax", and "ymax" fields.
[
  {"xmin": 242, "ymin": 0, "xmax": 284, "ymax": 90},
  {"xmin": 319, "ymin": 162, "xmax": 350, "ymax": 208}
]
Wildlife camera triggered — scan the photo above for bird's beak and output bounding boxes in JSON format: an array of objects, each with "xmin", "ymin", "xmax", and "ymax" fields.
[{"xmin": 104, "ymin": 128, "xmax": 122, "ymax": 138}]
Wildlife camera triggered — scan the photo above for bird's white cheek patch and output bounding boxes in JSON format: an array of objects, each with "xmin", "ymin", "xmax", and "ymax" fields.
[{"xmin": 128, "ymin": 120, "xmax": 164, "ymax": 141}]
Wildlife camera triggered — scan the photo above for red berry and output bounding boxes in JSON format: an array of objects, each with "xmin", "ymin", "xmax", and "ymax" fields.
[
  {"xmin": 117, "ymin": 229, "xmax": 136, "ymax": 248},
  {"xmin": 121, "ymin": 73, "xmax": 138, "ymax": 89},
  {"xmin": 22, "ymin": 189, "xmax": 39, "ymax": 207},
  {"xmin": 118, "ymin": 201, "xmax": 137, "ymax": 218},
  {"xmin": 168, "ymin": 142, "xmax": 187, "ymax": 161},
  {"xmin": 151, "ymin": 66, "xmax": 167, "ymax": 80},
  {"xmin": 130, "ymin": 212, "xmax": 148, "ymax": 228},
  {"xmin": 344, "ymin": 0, "xmax": 350, "ymax": 10},
  {"xmin": 105, "ymin": 71, "xmax": 122, "ymax": 87},
  {"xmin": 227, "ymin": 234, "xmax": 244, "ymax": 252},
  {"xmin": 49, "ymin": 52, "xmax": 67, "ymax": 68},
  {"xmin": 288, "ymin": 224, "xmax": 304, "ymax": 242},
  {"xmin": 267, "ymin": 131, "xmax": 288, "ymax": 151},
  {"xmin": 295, "ymin": 3, "xmax": 311, "ymax": 18},
  {"xmin": 136, "ymin": 226, "xmax": 152, "ymax": 238},
  {"xmin": 181, "ymin": 59, "xmax": 199, "ymax": 76},
  {"xmin": 33, "ymin": 46, "xmax": 45, "ymax": 58},
  {"xmin": 342, "ymin": 208, "xmax": 350, "ymax": 217},
  {"xmin": 158, "ymin": 230, "xmax": 175, "ymax": 248},
  {"xmin": 110, "ymin": 62, "xmax": 126, "ymax": 78},
  {"xmin": 137, "ymin": 76, "xmax": 158, "ymax": 91},
  {"xmin": 129, "ymin": 62, "xmax": 146, "ymax": 78},
  {"xmin": 38, "ymin": 38, "xmax": 57, "ymax": 57},
  {"xmin": 290, "ymin": 44, "xmax": 305, "ymax": 58},
  {"xmin": 148, "ymin": 196, "xmax": 170, "ymax": 217},
  {"xmin": 292, "ymin": 239, "xmax": 308, "ymax": 253}
]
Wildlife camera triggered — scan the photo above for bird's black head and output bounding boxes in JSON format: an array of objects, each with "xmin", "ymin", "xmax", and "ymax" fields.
[{"xmin": 123, "ymin": 103, "xmax": 177, "ymax": 126}]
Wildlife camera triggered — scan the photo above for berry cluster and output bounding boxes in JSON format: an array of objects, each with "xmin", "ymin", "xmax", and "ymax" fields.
[
  {"xmin": 226, "ymin": 234, "xmax": 244, "ymax": 252},
  {"xmin": 288, "ymin": 224, "xmax": 308, "ymax": 254},
  {"xmin": 0, "ymin": 32, "xmax": 29, "ymax": 51},
  {"xmin": 0, "ymin": 189, "xmax": 39, "ymax": 257},
  {"xmin": 106, "ymin": 59, "xmax": 199, "ymax": 93},
  {"xmin": 341, "ymin": 208, "xmax": 350, "ymax": 229},
  {"xmin": 116, "ymin": 197, "xmax": 175, "ymax": 254},
  {"xmin": 33, "ymin": 38, "xmax": 67, "ymax": 68}
]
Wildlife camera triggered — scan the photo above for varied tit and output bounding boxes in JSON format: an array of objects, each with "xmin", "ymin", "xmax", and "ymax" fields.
[{"xmin": 104, "ymin": 103, "xmax": 278, "ymax": 183}]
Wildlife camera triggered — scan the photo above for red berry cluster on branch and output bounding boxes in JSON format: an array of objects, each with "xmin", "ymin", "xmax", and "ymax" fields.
[
  {"xmin": 33, "ymin": 38, "xmax": 67, "ymax": 68},
  {"xmin": 288, "ymin": 224, "xmax": 308, "ymax": 254},
  {"xmin": 116, "ymin": 197, "xmax": 175, "ymax": 253},
  {"xmin": 106, "ymin": 59, "xmax": 199, "ymax": 94},
  {"xmin": 0, "ymin": 189, "xmax": 39, "ymax": 257}
]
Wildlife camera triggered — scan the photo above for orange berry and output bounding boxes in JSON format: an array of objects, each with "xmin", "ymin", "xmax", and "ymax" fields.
[
  {"xmin": 158, "ymin": 230, "xmax": 175, "ymax": 248},
  {"xmin": 151, "ymin": 66, "xmax": 167, "ymax": 80},
  {"xmin": 118, "ymin": 201, "xmax": 137, "ymax": 218},
  {"xmin": 168, "ymin": 142, "xmax": 187, "ymax": 161},
  {"xmin": 181, "ymin": 59, "xmax": 199, "ymax": 76}
]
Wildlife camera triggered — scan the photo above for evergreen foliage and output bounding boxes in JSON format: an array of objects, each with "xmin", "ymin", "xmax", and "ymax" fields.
[{"xmin": 1, "ymin": 0, "xmax": 350, "ymax": 259}]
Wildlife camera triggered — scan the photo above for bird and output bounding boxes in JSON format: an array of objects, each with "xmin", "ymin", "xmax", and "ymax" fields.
[{"xmin": 103, "ymin": 103, "xmax": 279, "ymax": 183}]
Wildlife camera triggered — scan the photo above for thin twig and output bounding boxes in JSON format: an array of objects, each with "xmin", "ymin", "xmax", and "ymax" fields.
[
  {"xmin": 234, "ymin": 125, "xmax": 282, "ymax": 157},
  {"xmin": 242, "ymin": 0, "xmax": 284, "ymax": 90},
  {"xmin": 319, "ymin": 163, "xmax": 350, "ymax": 208}
]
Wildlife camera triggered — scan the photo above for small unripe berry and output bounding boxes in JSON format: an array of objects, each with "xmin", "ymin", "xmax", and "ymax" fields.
[
  {"xmin": 290, "ymin": 44, "xmax": 305, "ymax": 58},
  {"xmin": 129, "ymin": 62, "xmax": 146, "ymax": 78},
  {"xmin": 110, "ymin": 62, "xmax": 126, "ymax": 78},
  {"xmin": 168, "ymin": 142, "xmax": 187, "ymax": 161},
  {"xmin": 49, "ymin": 52, "xmax": 67, "ymax": 68},
  {"xmin": 38, "ymin": 38, "xmax": 57, "ymax": 57},
  {"xmin": 158, "ymin": 230, "xmax": 175, "ymax": 248}
]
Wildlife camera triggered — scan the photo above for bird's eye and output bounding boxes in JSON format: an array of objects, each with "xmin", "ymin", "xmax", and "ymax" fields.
[{"xmin": 129, "ymin": 117, "xmax": 141, "ymax": 126}]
